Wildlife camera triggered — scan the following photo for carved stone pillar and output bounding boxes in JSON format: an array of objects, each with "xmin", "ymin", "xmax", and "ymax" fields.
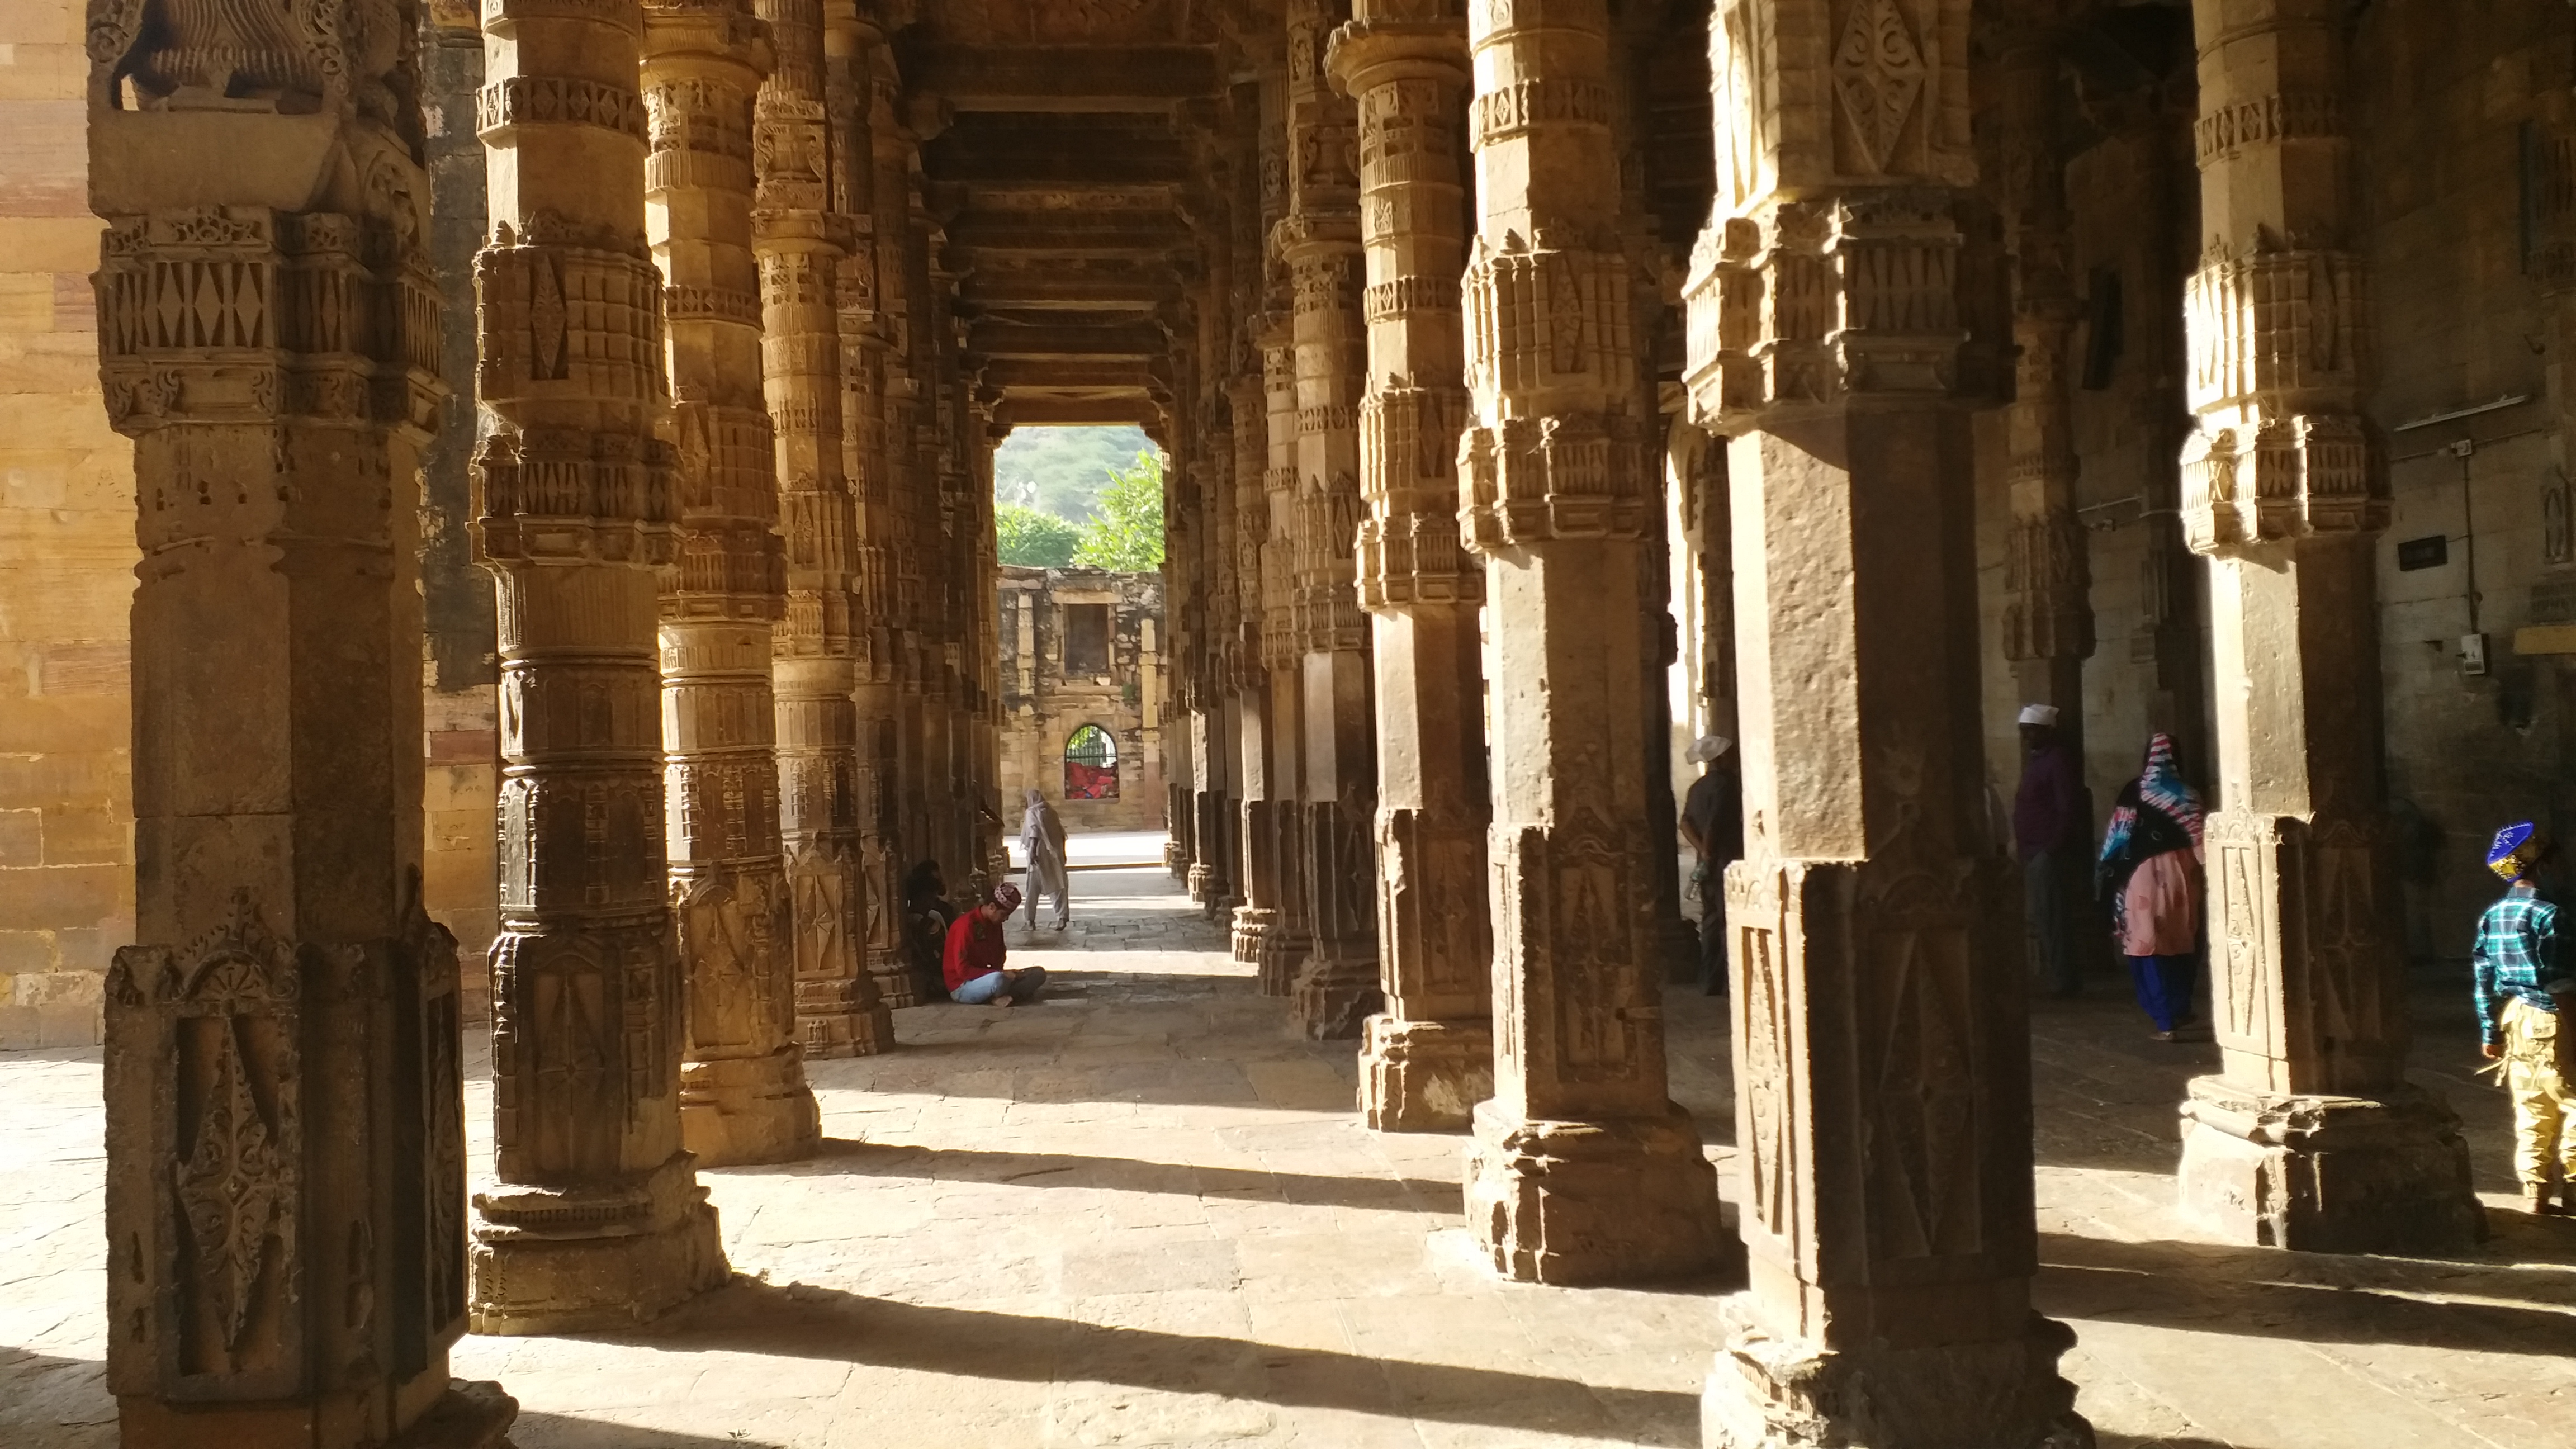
[
  {"xmin": 1328, "ymin": 7, "xmax": 1493, "ymax": 1132},
  {"xmin": 2170, "ymin": 0, "xmax": 2481, "ymax": 1253},
  {"xmin": 467, "ymin": 0, "xmax": 727, "ymax": 1334},
  {"xmin": 1281, "ymin": 0, "xmax": 1382, "ymax": 1041},
  {"xmin": 1682, "ymin": 1, "xmax": 2091, "ymax": 1439},
  {"xmin": 755, "ymin": 0, "xmax": 894, "ymax": 1045},
  {"xmin": 1230, "ymin": 363, "xmax": 1287, "ymax": 964},
  {"xmin": 1453, "ymin": 0, "xmax": 1722, "ymax": 1285},
  {"xmin": 85, "ymin": 6, "xmax": 514, "ymax": 1442},
  {"xmin": 644, "ymin": 0, "xmax": 824, "ymax": 1167},
  {"xmin": 1997, "ymin": 37, "xmax": 2093, "ymax": 760},
  {"xmin": 859, "ymin": 46, "xmax": 926, "ymax": 1002},
  {"xmin": 1257, "ymin": 317, "xmax": 1317, "ymax": 993}
]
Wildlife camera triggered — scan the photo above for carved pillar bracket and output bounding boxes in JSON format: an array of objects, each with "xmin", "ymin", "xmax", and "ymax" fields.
[
  {"xmin": 1678, "ymin": 1, "xmax": 2090, "ymax": 1441},
  {"xmin": 464, "ymin": 0, "xmax": 727, "ymax": 1336},
  {"xmin": 86, "ymin": 0, "xmax": 516, "ymax": 1431},
  {"xmin": 643, "ymin": 0, "xmax": 823, "ymax": 1167},
  {"xmin": 1328, "ymin": 7, "xmax": 1493, "ymax": 1131},
  {"xmin": 2166, "ymin": 0, "xmax": 2480, "ymax": 1255},
  {"xmin": 1451, "ymin": 0, "xmax": 1722, "ymax": 1284}
]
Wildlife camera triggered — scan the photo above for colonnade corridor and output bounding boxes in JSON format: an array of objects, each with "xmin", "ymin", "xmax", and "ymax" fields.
[{"xmin": 4, "ymin": 853, "xmax": 2570, "ymax": 1449}]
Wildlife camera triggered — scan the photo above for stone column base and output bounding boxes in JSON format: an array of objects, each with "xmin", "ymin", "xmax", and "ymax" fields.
[
  {"xmin": 1464, "ymin": 1100, "xmax": 1732, "ymax": 1285},
  {"xmin": 1188, "ymin": 863, "xmax": 1216, "ymax": 903},
  {"xmin": 1701, "ymin": 1299, "xmax": 2092, "ymax": 1449},
  {"xmin": 118, "ymin": 1377, "xmax": 519, "ymax": 1449},
  {"xmin": 1256, "ymin": 928, "xmax": 1311, "ymax": 997},
  {"xmin": 871, "ymin": 961, "xmax": 935, "ymax": 1011},
  {"xmin": 1290, "ymin": 950, "xmax": 1382, "ymax": 1040},
  {"xmin": 2177, "ymin": 1074, "xmax": 2485, "ymax": 1253},
  {"xmin": 1230, "ymin": 906, "xmax": 1275, "ymax": 965},
  {"xmin": 1360, "ymin": 1014, "xmax": 1492, "ymax": 1132},
  {"xmin": 470, "ymin": 1152, "xmax": 728, "ymax": 1335},
  {"xmin": 681, "ymin": 1046, "xmax": 822, "ymax": 1166},
  {"xmin": 795, "ymin": 979, "xmax": 893, "ymax": 1059}
]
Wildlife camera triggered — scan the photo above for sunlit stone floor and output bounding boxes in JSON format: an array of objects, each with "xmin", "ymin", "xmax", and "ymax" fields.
[{"xmin": 6, "ymin": 863, "xmax": 2574, "ymax": 1448}]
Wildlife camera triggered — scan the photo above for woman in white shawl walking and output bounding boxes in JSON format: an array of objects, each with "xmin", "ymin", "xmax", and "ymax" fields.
[{"xmin": 1019, "ymin": 787, "xmax": 1071, "ymax": 930}]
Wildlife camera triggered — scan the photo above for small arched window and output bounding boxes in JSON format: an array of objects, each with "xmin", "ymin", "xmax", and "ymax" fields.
[{"xmin": 1064, "ymin": 724, "xmax": 1119, "ymax": 799}]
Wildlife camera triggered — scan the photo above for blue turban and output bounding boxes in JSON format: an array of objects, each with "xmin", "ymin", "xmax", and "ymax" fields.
[{"xmin": 2488, "ymin": 822, "xmax": 2547, "ymax": 882}]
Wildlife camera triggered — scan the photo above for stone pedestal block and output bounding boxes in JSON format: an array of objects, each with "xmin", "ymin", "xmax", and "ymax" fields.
[
  {"xmin": 1464, "ymin": 1102, "xmax": 1731, "ymax": 1286},
  {"xmin": 1231, "ymin": 906, "xmax": 1277, "ymax": 965},
  {"xmin": 1702, "ymin": 1300, "xmax": 2091, "ymax": 1449},
  {"xmin": 2176, "ymin": 1076, "xmax": 2484, "ymax": 1254},
  {"xmin": 1359, "ymin": 1016, "xmax": 1491, "ymax": 1133},
  {"xmin": 468, "ymin": 1153, "xmax": 727, "ymax": 1336},
  {"xmin": 1289, "ymin": 949, "xmax": 1382, "ymax": 1041},
  {"xmin": 680, "ymin": 1046, "xmax": 825, "ymax": 1167}
]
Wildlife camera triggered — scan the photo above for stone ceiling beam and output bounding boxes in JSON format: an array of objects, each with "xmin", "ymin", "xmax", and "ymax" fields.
[
  {"xmin": 908, "ymin": 43, "xmax": 1223, "ymax": 111},
  {"xmin": 965, "ymin": 318, "xmax": 1171, "ymax": 360}
]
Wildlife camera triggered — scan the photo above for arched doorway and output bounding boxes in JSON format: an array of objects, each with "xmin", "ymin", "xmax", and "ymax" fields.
[{"xmin": 1064, "ymin": 723, "xmax": 1119, "ymax": 799}]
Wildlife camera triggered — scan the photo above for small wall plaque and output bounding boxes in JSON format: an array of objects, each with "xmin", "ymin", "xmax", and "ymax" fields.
[{"xmin": 2396, "ymin": 534, "xmax": 2449, "ymax": 571}]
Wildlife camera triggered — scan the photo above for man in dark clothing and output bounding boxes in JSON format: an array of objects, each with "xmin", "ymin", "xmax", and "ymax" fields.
[
  {"xmin": 2014, "ymin": 704, "xmax": 2087, "ymax": 996},
  {"xmin": 1680, "ymin": 735, "xmax": 1744, "ymax": 996}
]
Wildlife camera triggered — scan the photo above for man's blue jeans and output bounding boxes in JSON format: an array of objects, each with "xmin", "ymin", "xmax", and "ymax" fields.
[{"xmin": 951, "ymin": 966, "xmax": 1046, "ymax": 1005}]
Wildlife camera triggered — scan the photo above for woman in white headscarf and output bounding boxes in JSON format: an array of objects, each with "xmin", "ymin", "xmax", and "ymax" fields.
[{"xmin": 1019, "ymin": 787, "xmax": 1071, "ymax": 930}]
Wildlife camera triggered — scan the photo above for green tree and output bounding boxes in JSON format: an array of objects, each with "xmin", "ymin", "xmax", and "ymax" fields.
[
  {"xmin": 992, "ymin": 424, "xmax": 1154, "ymax": 524},
  {"xmin": 996, "ymin": 504, "xmax": 1081, "ymax": 567},
  {"xmin": 1073, "ymin": 450, "xmax": 1167, "ymax": 572}
]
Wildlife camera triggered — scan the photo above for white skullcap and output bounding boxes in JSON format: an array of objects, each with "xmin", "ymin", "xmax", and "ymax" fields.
[
  {"xmin": 2017, "ymin": 704, "xmax": 2061, "ymax": 727},
  {"xmin": 1687, "ymin": 735, "xmax": 1733, "ymax": 763}
]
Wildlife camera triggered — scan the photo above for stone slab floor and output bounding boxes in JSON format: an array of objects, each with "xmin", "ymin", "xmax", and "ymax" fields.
[{"xmin": 6, "ymin": 865, "xmax": 2575, "ymax": 1448}]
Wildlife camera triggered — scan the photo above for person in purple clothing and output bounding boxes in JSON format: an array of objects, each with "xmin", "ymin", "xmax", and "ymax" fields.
[{"xmin": 2014, "ymin": 703, "xmax": 2088, "ymax": 997}]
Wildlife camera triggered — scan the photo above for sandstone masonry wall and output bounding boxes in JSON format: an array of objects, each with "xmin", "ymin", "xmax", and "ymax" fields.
[
  {"xmin": 0, "ymin": 0, "xmax": 135, "ymax": 1048},
  {"xmin": 997, "ymin": 565, "xmax": 1165, "ymax": 834}
]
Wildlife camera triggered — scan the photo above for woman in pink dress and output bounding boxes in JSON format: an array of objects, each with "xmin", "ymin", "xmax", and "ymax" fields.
[{"xmin": 2096, "ymin": 732, "xmax": 2205, "ymax": 1041}]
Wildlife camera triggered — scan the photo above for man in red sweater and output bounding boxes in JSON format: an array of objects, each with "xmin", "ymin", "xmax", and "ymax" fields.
[{"xmin": 944, "ymin": 882, "xmax": 1048, "ymax": 1006}]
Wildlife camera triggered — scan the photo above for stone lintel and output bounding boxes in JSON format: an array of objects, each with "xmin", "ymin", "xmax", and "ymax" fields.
[
  {"xmin": 2176, "ymin": 1075, "xmax": 2485, "ymax": 1254},
  {"xmin": 910, "ymin": 43, "xmax": 1223, "ymax": 112}
]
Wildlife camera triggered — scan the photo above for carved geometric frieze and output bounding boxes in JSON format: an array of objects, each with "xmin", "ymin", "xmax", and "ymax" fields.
[
  {"xmin": 1458, "ymin": 410, "xmax": 1649, "ymax": 551},
  {"xmin": 96, "ymin": 205, "xmax": 443, "ymax": 437},
  {"xmin": 1830, "ymin": 0, "xmax": 1928, "ymax": 174},
  {"xmin": 1682, "ymin": 189, "xmax": 1991, "ymax": 429},
  {"xmin": 479, "ymin": 75, "xmax": 650, "ymax": 143},
  {"xmin": 475, "ymin": 237, "xmax": 668, "ymax": 404},
  {"xmin": 2193, "ymin": 92, "xmax": 2342, "ymax": 172},
  {"xmin": 2179, "ymin": 413, "xmax": 2384, "ymax": 555},
  {"xmin": 1464, "ymin": 235, "xmax": 1634, "ymax": 402},
  {"xmin": 475, "ymin": 425, "xmax": 680, "ymax": 562},
  {"xmin": 2183, "ymin": 247, "xmax": 2367, "ymax": 417}
]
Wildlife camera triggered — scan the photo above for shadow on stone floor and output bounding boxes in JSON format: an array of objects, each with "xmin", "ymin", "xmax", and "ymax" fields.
[
  {"xmin": 591, "ymin": 1277, "xmax": 1701, "ymax": 1438},
  {"xmin": 796, "ymin": 1139, "xmax": 1459, "ymax": 1211},
  {"xmin": 2038, "ymin": 1231, "xmax": 2576, "ymax": 1354},
  {"xmin": 511, "ymin": 1412, "xmax": 794, "ymax": 1448}
]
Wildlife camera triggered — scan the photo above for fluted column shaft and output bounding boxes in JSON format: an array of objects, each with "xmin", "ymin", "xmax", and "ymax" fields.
[
  {"xmin": 86, "ymin": 2, "xmax": 515, "ymax": 1436},
  {"xmin": 1456, "ymin": 0, "xmax": 1721, "ymax": 1286},
  {"xmin": 2169, "ymin": 0, "xmax": 2480, "ymax": 1253},
  {"xmin": 1330, "ymin": 7, "xmax": 1493, "ymax": 1132},
  {"xmin": 467, "ymin": 0, "xmax": 727, "ymax": 1335},
  {"xmin": 1257, "ymin": 317, "xmax": 1317, "ymax": 992},
  {"xmin": 753, "ymin": 0, "xmax": 893, "ymax": 1050}
]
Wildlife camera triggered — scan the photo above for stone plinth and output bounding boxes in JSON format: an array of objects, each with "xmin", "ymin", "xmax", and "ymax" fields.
[
  {"xmin": 1702, "ymin": 1303, "xmax": 2090, "ymax": 1449},
  {"xmin": 1362, "ymin": 1015, "xmax": 1493, "ymax": 1135},
  {"xmin": 2177, "ymin": 1076, "xmax": 2483, "ymax": 1253},
  {"xmin": 467, "ymin": 1152, "xmax": 727, "ymax": 1336},
  {"xmin": 1464, "ymin": 1104, "xmax": 1725, "ymax": 1286}
]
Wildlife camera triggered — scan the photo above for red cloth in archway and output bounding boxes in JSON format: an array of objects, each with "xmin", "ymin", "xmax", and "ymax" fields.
[{"xmin": 1064, "ymin": 761, "xmax": 1119, "ymax": 799}]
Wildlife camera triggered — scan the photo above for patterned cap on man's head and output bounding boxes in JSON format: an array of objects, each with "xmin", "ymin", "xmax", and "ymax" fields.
[
  {"xmin": 2488, "ymin": 822, "xmax": 2547, "ymax": 882},
  {"xmin": 991, "ymin": 881, "xmax": 1024, "ymax": 910}
]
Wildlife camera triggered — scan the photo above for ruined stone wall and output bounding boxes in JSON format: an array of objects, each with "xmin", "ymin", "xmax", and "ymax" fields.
[
  {"xmin": 997, "ymin": 566, "xmax": 1166, "ymax": 834},
  {"xmin": 0, "ymin": 2, "xmax": 136, "ymax": 1048}
]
